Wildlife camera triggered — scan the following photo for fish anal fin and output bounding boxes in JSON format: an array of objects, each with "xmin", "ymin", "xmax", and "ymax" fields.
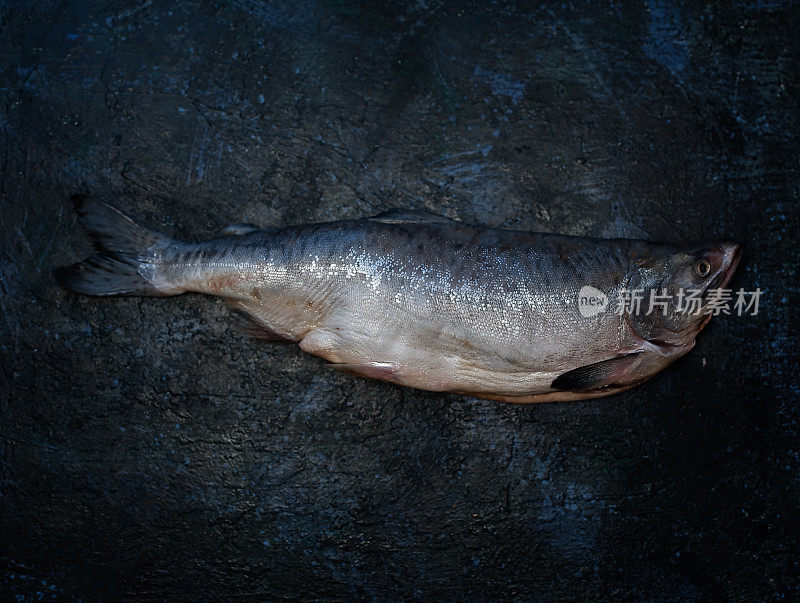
[
  {"xmin": 230, "ymin": 309, "xmax": 294, "ymax": 342},
  {"xmin": 551, "ymin": 353, "xmax": 643, "ymax": 393},
  {"xmin": 217, "ymin": 223, "xmax": 261, "ymax": 237},
  {"xmin": 368, "ymin": 209, "xmax": 456, "ymax": 225},
  {"xmin": 328, "ymin": 362, "xmax": 398, "ymax": 382}
]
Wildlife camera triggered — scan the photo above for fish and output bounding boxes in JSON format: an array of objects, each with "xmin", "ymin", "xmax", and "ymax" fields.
[{"xmin": 54, "ymin": 195, "xmax": 741, "ymax": 403}]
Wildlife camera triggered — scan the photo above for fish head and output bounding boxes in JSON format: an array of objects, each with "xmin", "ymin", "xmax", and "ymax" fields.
[{"xmin": 627, "ymin": 241, "xmax": 742, "ymax": 349}]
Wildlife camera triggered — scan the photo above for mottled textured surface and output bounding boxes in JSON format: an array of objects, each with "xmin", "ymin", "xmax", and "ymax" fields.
[{"xmin": 1, "ymin": 0, "xmax": 798, "ymax": 599}]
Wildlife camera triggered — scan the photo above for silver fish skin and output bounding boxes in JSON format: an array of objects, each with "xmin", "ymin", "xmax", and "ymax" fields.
[{"xmin": 55, "ymin": 196, "xmax": 741, "ymax": 402}]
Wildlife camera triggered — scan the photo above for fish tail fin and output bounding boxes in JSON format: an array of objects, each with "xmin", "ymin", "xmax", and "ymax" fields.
[{"xmin": 53, "ymin": 194, "xmax": 181, "ymax": 297}]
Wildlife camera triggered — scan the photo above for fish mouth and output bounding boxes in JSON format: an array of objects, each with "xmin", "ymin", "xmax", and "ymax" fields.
[
  {"xmin": 715, "ymin": 242, "xmax": 742, "ymax": 290},
  {"xmin": 691, "ymin": 242, "xmax": 741, "ymax": 335}
]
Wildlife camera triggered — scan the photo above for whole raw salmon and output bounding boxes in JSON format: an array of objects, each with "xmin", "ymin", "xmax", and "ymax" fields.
[{"xmin": 54, "ymin": 195, "xmax": 740, "ymax": 402}]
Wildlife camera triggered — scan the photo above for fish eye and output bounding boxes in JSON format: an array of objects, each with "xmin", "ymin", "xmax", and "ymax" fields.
[{"xmin": 694, "ymin": 258, "xmax": 712, "ymax": 278}]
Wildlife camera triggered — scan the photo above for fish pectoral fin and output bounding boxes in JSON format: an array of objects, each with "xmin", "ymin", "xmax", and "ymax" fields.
[
  {"xmin": 229, "ymin": 309, "xmax": 295, "ymax": 342},
  {"xmin": 368, "ymin": 208, "xmax": 456, "ymax": 225},
  {"xmin": 328, "ymin": 362, "xmax": 398, "ymax": 382},
  {"xmin": 217, "ymin": 223, "xmax": 261, "ymax": 237},
  {"xmin": 551, "ymin": 353, "xmax": 643, "ymax": 393}
]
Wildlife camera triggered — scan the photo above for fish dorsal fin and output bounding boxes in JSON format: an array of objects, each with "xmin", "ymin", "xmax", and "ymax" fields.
[
  {"xmin": 368, "ymin": 208, "xmax": 456, "ymax": 225},
  {"xmin": 217, "ymin": 223, "xmax": 261, "ymax": 237},
  {"xmin": 551, "ymin": 353, "xmax": 643, "ymax": 393}
]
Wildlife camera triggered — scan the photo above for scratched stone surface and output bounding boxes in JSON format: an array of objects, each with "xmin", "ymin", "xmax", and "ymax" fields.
[{"xmin": 1, "ymin": 0, "xmax": 798, "ymax": 598}]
